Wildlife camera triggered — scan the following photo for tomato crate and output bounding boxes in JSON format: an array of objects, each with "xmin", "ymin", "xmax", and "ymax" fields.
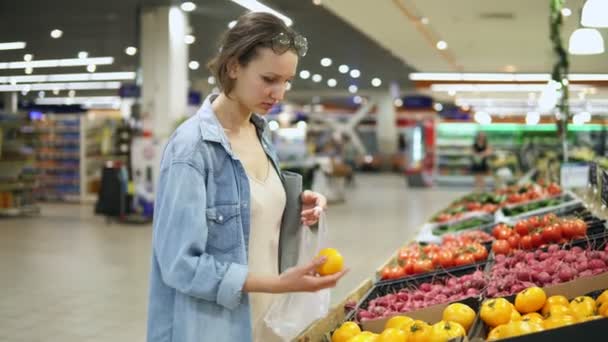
[
  {"xmin": 470, "ymin": 283, "xmax": 608, "ymax": 342},
  {"xmin": 499, "ymin": 191, "xmax": 580, "ymax": 220},
  {"xmin": 507, "ymin": 202, "xmax": 607, "ymax": 236},
  {"xmin": 486, "ymin": 233, "xmax": 608, "ymax": 299},
  {"xmin": 431, "ymin": 214, "xmax": 496, "ymax": 237}
]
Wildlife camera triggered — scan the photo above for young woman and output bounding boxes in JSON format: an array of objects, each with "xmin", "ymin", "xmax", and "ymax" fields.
[
  {"xmin": 471, "ymin": 131, "xmax": 492, "ymax": 191},
  {"xmin": 146, "ymin": 12, "xmax": 348, "ymax": 342}
]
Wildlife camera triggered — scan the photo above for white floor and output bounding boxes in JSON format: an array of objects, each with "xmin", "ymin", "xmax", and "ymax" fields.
[{"xmin": 0, "ymin": 173, "xmax": 464, "ymax": 342}]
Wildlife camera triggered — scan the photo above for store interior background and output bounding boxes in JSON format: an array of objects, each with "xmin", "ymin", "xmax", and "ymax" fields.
[{"xmin": 1, "ymin": 0, "xmax": 608, "ymax": 341}]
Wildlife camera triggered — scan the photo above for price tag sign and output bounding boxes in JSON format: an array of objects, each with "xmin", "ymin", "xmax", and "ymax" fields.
[
  {"xmin": 602, "ymin": 169, "xmax": 608, "ymax": 207},
  {"xmin": 560, "ymin": 163, "xmax": 589, "ymax": 189},
  {"xmin": 589, "ymin": 162, "xmax": 597, "ymax": 187}
]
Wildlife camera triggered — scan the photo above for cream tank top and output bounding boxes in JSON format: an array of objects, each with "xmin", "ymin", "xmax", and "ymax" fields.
[{"xmin": 246, "ymin": 159, "xmax": 286, "ymax": 341}]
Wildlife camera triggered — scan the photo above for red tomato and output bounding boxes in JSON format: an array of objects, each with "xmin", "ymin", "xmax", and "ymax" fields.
[
  {"xmin": 454, "ymin": 253, "xmax": 476, "ymax": 266},
  {"xmin": 507, "ymin": 234, "xmax": 521, "ymax": 248},
  {"xmin": 389, "ymin": 266, "xmax": 405, "ymax": 279},
  {"xmin": 561, "ymin": 221, "xmax": 577, "ymax": 239},
  {"xmin": 520, "ymin": 235, "xmax": 533, "ymax": 249},
  {"xmin": 437, "ymin": 213, "xmax": 452, "ymax": 222},
  {"xmin": 528, "ymin": 216, "xmax": 541, "ymax": 229},
  {"xmin": 466, "ymin": 202, "xmax": 482, "ymax": 211},
  {"xmin": 514, "ymin": 220, "xmax": 530, "ymax": 236},
  {"xmin": 482, "ymin": 204, "xmax": 498, "ymax": 213},
  {"xmin": 412, "ymin": 259, "xmax": 434, "ymax": 274},
  {"xmin": 542, "ymin": 224, "xmax": 562, "ymax": 243},
  {"xmin": 492, "ymin": 240, "xmax": 511, "ymax": 255},
  {"xmin": 547, "ymin": 183, "xmax": 562, "ymax": 195},
  {"xmin": 492, "ymin": 224, "xmax": 511, "ymax": 239},
  {"xmin": 471, "ymin": 244, "xmax": 489, "ymax": 261},
  {"xmin": 423, "ymin": 244, "xmax": 440, "ymax": 254},
  {"xmin": 437, "ymin": 250, "xmax": 454, "ymax": 268},
  {"xmin": 530, "ymin": 231, "xmax": 544, "ymax": 248},
  {"xmin": 403, "ymin": 259, "xmax": 416, "ymax": 275},
  {"xmin": 381, "ymin": 267, "xmax": 392, "ymax": 280},
  {"xmin": 572, "ymin": 219, "xmax": 588, "ymax": 237},
  {"xmin": 497, "ymin": 227, "xmax": 513, "ymax": 240}
]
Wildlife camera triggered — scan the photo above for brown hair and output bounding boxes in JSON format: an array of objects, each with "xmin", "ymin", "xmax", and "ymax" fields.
[{"xmin": 207, "ymin": 12, "xmax": 301, "ymax": 96}]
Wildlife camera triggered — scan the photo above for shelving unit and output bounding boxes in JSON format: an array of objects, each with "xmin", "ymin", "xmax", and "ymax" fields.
[
  {"xmin": 26, "ymin": 113, "xmax": 109, "ymax": 202},
  {"xmin": 0, "ymin": 113, "xmax": 40, "ymax": 217}
]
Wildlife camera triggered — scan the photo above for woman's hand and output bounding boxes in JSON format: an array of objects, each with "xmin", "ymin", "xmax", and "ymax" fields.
[
  {"xmin": 275, "ymin": 257, "xmax": 348, "ymax": 293},
  {"xmin": 301, "ymin": 190, "xmax": 327, "ymax": 226}
]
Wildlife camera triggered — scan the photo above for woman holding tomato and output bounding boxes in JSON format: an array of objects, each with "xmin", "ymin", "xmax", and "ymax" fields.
[{"xmin": 146, "ymin": 13, "xmax": 347, "ymax": 342}]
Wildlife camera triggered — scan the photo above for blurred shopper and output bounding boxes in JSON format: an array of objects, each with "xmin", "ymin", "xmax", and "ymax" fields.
[
  {"xmin": 472, "ymin": 132, "xmax": 492, "ymax": 191},
  {"xmin": 146, "ymin": 13, "xmax": 347, "ymax": 342},
  {"xmin": 342, "ymin": 134, "xmax": 358, "ymax": 186}
]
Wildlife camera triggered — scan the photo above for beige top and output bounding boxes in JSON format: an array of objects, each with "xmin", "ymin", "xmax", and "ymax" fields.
[{"xmin": 246, "ymin": 159, "xmax": 286, "ymax": 341}]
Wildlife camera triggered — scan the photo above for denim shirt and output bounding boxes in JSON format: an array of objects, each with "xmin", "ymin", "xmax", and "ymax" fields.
[{"xmin": 146, "ymin": 95, "xmax": 284, "ymax": 342}]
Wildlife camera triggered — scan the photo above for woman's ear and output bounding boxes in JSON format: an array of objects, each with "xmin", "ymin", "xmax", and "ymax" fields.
[{"xmin": 227, "ymin": 58, "xmax": 239, "ymax": 79}]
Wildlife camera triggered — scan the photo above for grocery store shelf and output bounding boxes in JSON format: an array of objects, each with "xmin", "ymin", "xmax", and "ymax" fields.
[
  {"xmin": 0, "ymin": 181, "xmax": 37, "ymax": 191},
  {"xmin": 0, "ymin": 204, "xmax": 40, "ymax": 217},
  {"xmin": 435, "ymin": 174, "xmax": 494, "ymax": 186}
]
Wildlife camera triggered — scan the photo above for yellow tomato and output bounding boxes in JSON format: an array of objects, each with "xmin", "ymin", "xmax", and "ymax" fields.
[
  {"xmin": 510, "ymin": 304, "xmax": 522, "ymax": 322},
  {"xmin": 596, "ymin": 290, "xmax": 608, "ymax": 305},
  {"xmin": 428, "ymin": 321, "xmax": 466, "ymax": 342},
  {"xmin": 316, "ymin": 248, "xmax": 344, "ymax": 276},
  {"xmin": 487, "ymin": 324, "xmax": 506, "ymax": 341},
  {"xmin": 541, "ymin": 295, "xmax": 570, "ymax": 317},
  {"xmin": 385, "ymin": 315, "xmax": 414, "ymax": 331},
  {"xmin": 515, "ymin": 287, "xmax": 547, "ymax": 314},
  {"xmin": 521, "ymin": 312, "xmax": 544, "ymax": 324},
  {"xmin": 502, "ymin": 321, "xmax": 544, "ymax": 338},
  {"xmin": 347, "ymin": 332, "xmax": 378, "ymax": 342},
  {"xmin": 333, "ymin": 323, "xmax": 362, "ymax": 342},
  {"xmin": 377, "ymin": 328, "xmax": 407, "ymax": 342},
  {"xmin": 598, "ymin": 301, "xmax": 608, "ymax": 317},
  {"xmin": 580, "ymin": 315, "xmax": 604, "ymax": 322},
  {"xmin": 442, "ymin": 303, "xmax": 476, "ymax": 332},
  {"xmin": 406, "ymin": 320, "xmax": 431, "ymax": 342},
  {"xmin": 569, "ymin": 296, "xmax": 596, "ymax": 320},
  {"xmin": 543, "ymin": 315, "xmax": 577, "ymax": 330},
  {"xmin": 547, "ymin": 304, "xmax": 572, "ymax": 318},
  {"xmin": 480, "ymin": 298, "xmax": 513, "ymax": 327}
]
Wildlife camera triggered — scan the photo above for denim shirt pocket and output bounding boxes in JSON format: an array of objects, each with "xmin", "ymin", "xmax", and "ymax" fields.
[{"xmin": 205, "ymin": 204, "xmax": 241, "ymax": 253}]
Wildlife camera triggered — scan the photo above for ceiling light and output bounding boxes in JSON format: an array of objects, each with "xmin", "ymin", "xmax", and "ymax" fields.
[
  {"xmin": 371, "ymin": 78, "xmax": 382, "ymax": 87},
  {"xmin": 561, "ymin": 7, "xmax": 572, "ymax": 17},
  {"xmin": 207, "ymin": 76, "xmax": 216, "ymax": 85},
  {"xmin": 313, "ymin": 0, "xmax": 322, "ymax": 5},
  {"xmin": 50, "ymin": 29, "xmax": 63, "ymax": 39},
  {"xmin": 582, "ymin": 0, "xmax": 608, "ymax": 28},
  {"xmin": 285, "ymin": 82, "xmax": 292, "ymax": 91},
  {"xmin": 25, "ymin": 67, "xmax": 33, "ymax": 75},
  {"xmin": 420, "ymin": 17, "xmax": 429, "ymax": 25},
  {"xmin": 0, "ymin": 72, "xmax": 135, "ymax": 84},
  {"xmin": 86, "ymin": 64, "xmax": 96, "ymax": 73},
  {"xmin": 312, "ymin": 74, "xmax": 322, "ymax": 82},
  {"xmin": 433, "ymin": 103, "xmax": 443, "ymax": 111},
  {"xmin": 125, "ymin": 46, "xmax": 138, "ymax": 56},
  {"xmin": 299, "ymin": 70, "xmax": 310, "ymax": 79},
  {"xmin": 68, "ymin": 90, "xmax": 76, "ymax": 98},
  {"xmin": 338, "ymin": 64, "xmax": 349, "ymax": 74},
  {"xmin": 327, "ymin": 78, "xmax": 337, "ymax": 87},
  {"xmin": 23, "ymin": 54, "xmax": 33, "ymax": 62},
  {"xmin": 526, "ymin": 111, "xmax": 540, "ymax": 125},
  {"xmin": 350, "ymin": 69, "xmax": 360, "ymax": 78},
  {"xmin": 230, "ymin": 0, "xmax": 293, "ymax": 26},
  {"xmin": 188, "ymin": 61, "xmax": 200, "ymax": 70},
  {"xmin": 353, "ymin": 96, "xmax": 362, "ymax": 104},
  {"xmin": 38, "ymin": 91, "xmax": 45, "ymax": 99},
  {"xmin": 228, "ymin": 20, "xmax": 238, "ymax": 29},
  {"xmin": 184, "ymin": 34, "xmax": 196, "ymax": 44},
  {"xmin": 320, "ymin": 58, "xmax": 332, "ymax": 67},
  {"xmin": 348, "ymin": 85, "xmax": 358, "ymax": 94},
  {"xmin": 78, "ymin": 51, "xmax": 88, "ymax": 59},
  {"xmin": 268, "ymin": 120, "xmax": 279, "ymax": 131},
  {"xmin": 0, "ymin": 57, "xmax": 114, "ymax": 70},
  {"xmin": 0, "ymin": 42, "xmax": 26, "ymax": 51},
  {"xmin": 394, "ymin": 98, "xmax": 403, "ymax": 107},
  {"xmin": 52, "ymin": 88, "xmax": 60, "ymax": 95},
  {"xmin": 436, "ymin": 40, "xmax": 448, "ymax": 50},
  {"xmin": 180, "ymin": 1, "xmax": 196, "ymax": 12},
  {"xmin": 448, "ymin": 90, "xmax": 456, "ymax": 97},
  {"xmin": 0, "ymin": 81, "xmax": 122, "ymax": 92},
  {"xmin": 474, "ymin": 111, "xmax": 492, "ymax": 125},
  {"xmin": 569, "ymin": 28, "xmax": 604, "ymax": 55}
]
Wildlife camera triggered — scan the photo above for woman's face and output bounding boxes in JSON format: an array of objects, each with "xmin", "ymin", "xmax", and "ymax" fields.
[{"xmin": 230, "ymin": 47, "xmax": 298, "ymax": 114}]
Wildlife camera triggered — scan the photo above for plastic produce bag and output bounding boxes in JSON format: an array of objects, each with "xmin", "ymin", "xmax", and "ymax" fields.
[{"xmin": 263, "ymin": 211, "xmax": 331, "ymax": 341}]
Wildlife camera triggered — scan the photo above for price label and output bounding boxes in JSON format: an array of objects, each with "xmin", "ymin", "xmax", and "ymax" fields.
[
  {"xmin": 560, "ymin": 163, "xmax": 589, "ymax": 189},
  {"xmin": 602, "ymin": 169, "xmax": 608, "ymax": 207},
  {"xmin": 589, "ymin": 162, "xmax": 597, "ymax": 187}
]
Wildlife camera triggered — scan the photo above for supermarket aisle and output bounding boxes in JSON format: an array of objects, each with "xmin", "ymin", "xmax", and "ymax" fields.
[{"xmin": 0, "ymin": 174, "xmax": 464, "ymax": 342}]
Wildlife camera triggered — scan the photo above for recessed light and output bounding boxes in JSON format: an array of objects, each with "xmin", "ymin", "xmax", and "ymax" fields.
[
  {"xmin": 23, "ymin": 54, "xmax": 33, "ymax": 62},
  {"xmin": 561, "ymin": 8, "xmax": 572, "ymax": 17},
  {"xmin": 312, "ymin": 74, "xmax": 322, "ymax": 83},
  {"xmin": 313, "ymin": 0, "xmax": 322, "ymax": 5},
  {"xmin": 348, "ymin": 85, "xmax": 358, "ymax": 94},
  {"xmin": 51, "ymin": 29, "xmax": 63, "ymax": 39},
  {"xmin": 371, "ymin": 78, "xmax": 382, "ymax": 87},
  {"xmin": 300, "ymin": 70, "xmax": 310, "ymax": 79},
  {"xmin": 448, "ymin": 90, "xmax": 456, "ymax": 96},
  {"xmin": 208, "ymin": 76, "xmax": 216, "ymax": 85},
  {"xmin": 184, "ymin": 35, "xmax": 196, "ymax": 45},
  {"xmin": 320, "ymin": 58, "xmax": 332, "ymax": 67},
  {"xmin": 87, "ymin": 64, "xmax": 96, "ymax": 73},
  {"xmin": 68, "ymin": 90, "xmax": 76, "ymax": 98},
  {"xmin": 125, "ymin": 47, "xmax": 137, "ymax": 56},
  {"xmin": 353, "ymin": 95, "xmax": 362, "ymax": 104},
  {"xmin": 78, "ymin": 51, "xmax": 88, "ymax": 59},
  {"xmin": 25, "ymin": 67, "xmax": 33, "ymax": 75},
  {"xmin": 339, "ymin": 64, "xmax": 349, "ymax": 74},
  {"xmin": 436, "ymin": 41, "xmax": 448, "ymax": 50},
  {"xmin": 394, "ymin": 98, "xmax": 403, "ymax": 107},
  {"xmin": 327, "ymin": 78, "xmax": 337, "ymax": 87},
  {"xmin": 434, "ymin": 103, "xmax": 444, "ymax": 111},
  {"xmin": 228, "ymin": 20, "xmax": 237, "ymax": 29},
  {"xmin": 181, "ymin": 1, "xmax": 196, "ymax": 12},
  {"xmin": 350, "ymin": 69, "xmax": 360, "ymax": 78},
  {"xmin": 188, "ymin": 61, "xmax": 200, "ymax": 70}
]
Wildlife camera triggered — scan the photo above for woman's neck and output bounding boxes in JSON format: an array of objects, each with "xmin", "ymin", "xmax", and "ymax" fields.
[{"xmin": 212, "ymin": 92, "xmax": 252, "ymax": 133}]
